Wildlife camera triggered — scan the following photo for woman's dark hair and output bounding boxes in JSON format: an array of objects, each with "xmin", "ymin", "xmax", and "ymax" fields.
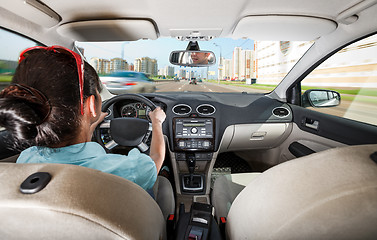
[{"xmin": 0, "ymin": 49, "xmax": 102, "ymax": 150}]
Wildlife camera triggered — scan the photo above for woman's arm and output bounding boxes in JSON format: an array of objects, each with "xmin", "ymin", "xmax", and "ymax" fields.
[{"xmin": 148, "ymin": 107, "xmax": 166, "ymax": 173}]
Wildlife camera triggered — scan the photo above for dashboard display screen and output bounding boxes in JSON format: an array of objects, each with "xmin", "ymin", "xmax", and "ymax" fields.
[{"xmin": 138, "ymin": 109, "xmax": 146, "ymax": 116}]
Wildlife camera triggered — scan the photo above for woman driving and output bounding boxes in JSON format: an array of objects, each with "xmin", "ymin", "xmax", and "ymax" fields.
[{"xmin": 0, "ymin": 46, "xmax": 165, "ymax": 191}]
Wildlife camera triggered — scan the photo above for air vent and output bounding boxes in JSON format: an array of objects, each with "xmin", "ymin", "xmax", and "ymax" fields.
[
  {"xmin": 272, "ymin": 107, "xmax": 290, "ymax": 118},
  {"xmin": 172, "ymin": 104, "xmax": 192, "ymax": 115},
  {"xmin": 197, "ymin": 104, "xmax": 216, "ymax": 115}
]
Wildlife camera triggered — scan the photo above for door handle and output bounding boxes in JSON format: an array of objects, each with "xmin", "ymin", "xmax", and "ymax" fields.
[{"xmin": 303, "ymin": 118, "xmax": 319, "ymax": 130}]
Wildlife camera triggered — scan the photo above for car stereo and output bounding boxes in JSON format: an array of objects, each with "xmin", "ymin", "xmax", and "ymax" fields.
[{"xmin": 173, "ymin": 118, "xmax": 215, "ymax": 151}]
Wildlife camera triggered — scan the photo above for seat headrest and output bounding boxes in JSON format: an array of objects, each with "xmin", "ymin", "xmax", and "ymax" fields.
[
  {"xmin": 227, "ymin": 144, "xmax": 377, "ymax": 239},
  {"xmin": 0, "ymin": 163, "xmax": 166, "ymax": 239}
]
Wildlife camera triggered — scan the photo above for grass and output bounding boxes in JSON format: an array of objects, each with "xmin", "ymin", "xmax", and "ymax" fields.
[
  {"xmin": 207, "ymin": 79, "xmax": 377, "ymax": 97},
  {"xmin": 206, "ymin": 79, "xmax": 377, "ymax": 104},
  {"xmin": 0, "ymin": 75, "xmax": 12, "ymax": 82},
  {"xmin": 207, "ymin": 80, "xmax": 276, "ymax": 91}
]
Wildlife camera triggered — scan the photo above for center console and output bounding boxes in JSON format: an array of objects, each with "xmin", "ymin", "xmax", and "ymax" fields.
[
  {"xmin": 173, "ymin": 117, "xmax": 215, "ymax": 194},
  {"xmin": 173, "ymin": 118, "xmax": 215, "ymax": 152}
]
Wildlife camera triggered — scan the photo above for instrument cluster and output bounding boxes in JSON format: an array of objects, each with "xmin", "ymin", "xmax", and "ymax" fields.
[{"xmin": 120, "ymin": 102, "xmax": 152, "ymax": 121}]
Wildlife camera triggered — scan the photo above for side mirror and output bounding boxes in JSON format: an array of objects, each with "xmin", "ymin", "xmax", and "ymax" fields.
[
  {"xmin": 169, "ymin": 50, "xmax": 216, "ymax": 67},
  {"xmin": 302, "ymin": 89, "xmax": 341, "ymax": 108}
]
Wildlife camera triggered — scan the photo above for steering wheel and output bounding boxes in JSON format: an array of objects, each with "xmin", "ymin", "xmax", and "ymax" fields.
[{"xmin": 95, "ymin": 94, "xmax": 157, "ymax": 152}]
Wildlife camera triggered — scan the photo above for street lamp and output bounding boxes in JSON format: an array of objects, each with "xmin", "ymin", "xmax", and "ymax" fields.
[
  {"xmin": 213, "ymin": 43, "xmax": 222, "ymax": 84},
  {"xmin": 121, "ymin": 41, "xmax": 128, "ymax": 60}
]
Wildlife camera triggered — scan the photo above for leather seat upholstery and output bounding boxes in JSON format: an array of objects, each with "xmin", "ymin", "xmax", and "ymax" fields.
[
  {"xmin": 226, "ymin": 144, "xmax": 377, "ymax": 239},
  {"xmin": 0, "ymin": 163, "xmax": 167, "ymax": 240}
]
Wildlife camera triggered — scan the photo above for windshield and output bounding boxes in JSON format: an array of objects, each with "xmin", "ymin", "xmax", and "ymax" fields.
[{"xmin": 76, "ymin": 39, "xmax": 313, "ymax": 95}]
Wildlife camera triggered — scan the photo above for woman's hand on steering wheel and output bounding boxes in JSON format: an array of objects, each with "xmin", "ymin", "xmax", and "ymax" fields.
[{"xmin": 148, "ymin": 107, "xmax": 166, "ymax": 126}]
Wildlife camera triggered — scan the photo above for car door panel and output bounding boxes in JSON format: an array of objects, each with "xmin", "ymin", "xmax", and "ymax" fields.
[{"xmin": 289, "ymin": 104, "xmax": 377, "ymax": 145}]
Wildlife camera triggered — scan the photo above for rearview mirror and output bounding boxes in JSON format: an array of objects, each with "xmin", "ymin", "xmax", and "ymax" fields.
[
  {"xmin": 169, "ymin": 50, "xmax": 216, "ymax": 67},
  {"xmin": 302, "ymin": 89, "xmax": 341, "ymax": 108}
]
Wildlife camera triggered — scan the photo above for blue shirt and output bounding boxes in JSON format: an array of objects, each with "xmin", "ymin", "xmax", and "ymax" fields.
[{"xmin": 17, "ymin": 142, "xmax": 157, "ymax": 190}]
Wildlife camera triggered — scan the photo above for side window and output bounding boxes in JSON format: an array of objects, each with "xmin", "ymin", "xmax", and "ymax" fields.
[
  {"xmin": 0, "ymin": 28, "xmax": 39, "ymax": 91},
  {"xmin": 301, "ymin": 33, "xmax": 377, "ymax": 126}
]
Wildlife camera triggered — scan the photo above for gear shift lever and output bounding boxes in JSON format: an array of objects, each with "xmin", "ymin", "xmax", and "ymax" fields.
[
  {"xmin": 182, "ymin": 153, "xmax": 203, "ymax": 192},
  {"xmin": 187, "ymin": 154, "xmax": 196, "ymax": 183}
]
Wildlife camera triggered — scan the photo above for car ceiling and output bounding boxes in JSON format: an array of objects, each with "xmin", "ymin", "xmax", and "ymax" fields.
[
  {"xmin": 1, "ymin": 0, "xmax": 374, "ymax": 43},
  {"xmin": 37, "ymin": 0, "xmax": 357, "ymax": 35}
]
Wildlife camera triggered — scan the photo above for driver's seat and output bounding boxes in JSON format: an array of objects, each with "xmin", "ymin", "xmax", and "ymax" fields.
[{"xmin": 0, "ymin": 163, "xmax": 166, "ymax": 239}]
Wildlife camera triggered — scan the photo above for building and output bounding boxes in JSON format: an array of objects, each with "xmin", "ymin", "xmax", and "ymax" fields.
[
  {"xmin": 110, "ymin": 58, "xmax": 128, "ymax": 72},
  {"xmin": 178, "ymin": 69, "xmax": 186, "ymax": 78},
  {"xmin": 165, "ymin": 66, "xmax": 175, "ymax": 77},
  {"xmin": 255, "ymin": 41, "xmax": 312, "ymax": 85},
  {"xmin": 223, "ymin": 59, "xmax": 232, "ymax": 80},
  {"xmin": 220, "ymin": 47, "xmax": 255, "ymax": 80},
  {"xmin": 158, "ymin": 66, "xmax": 175, "ymax": 77},
  {"xmin": 134, "ymin": 57, "xmax": 158, "ymax": 76},
  {"xmin": 239, "ymin": 49, "xmax": 253, "ymax": 80},
  {"xmin": 90, "ymin": 57, "xmax": 130, "ymax": 74},
  {"xmin": 90, "ymin": 57, "xmax": 110, "ymax": 74},
  {"xmin": 301, "ymin": 34, "xmax": 377, "ymax": 88},
  {"xmin": 134, "ymin": 58, "xmax": 141, "ymax": 73},
  {"xmin": 232, "ymin": 47, "xmax": 242, "ymax": 80}
]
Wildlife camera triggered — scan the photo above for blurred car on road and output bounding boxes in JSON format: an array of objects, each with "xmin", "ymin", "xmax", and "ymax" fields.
[{"xmin": 100, "ymin": 71, "xmax": 156, "ymax": 95}]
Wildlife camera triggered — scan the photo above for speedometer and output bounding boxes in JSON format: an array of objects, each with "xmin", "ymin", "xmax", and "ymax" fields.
[{"xmin": 121, "ymin": 106, "xmax": 137, "ymax": 118}]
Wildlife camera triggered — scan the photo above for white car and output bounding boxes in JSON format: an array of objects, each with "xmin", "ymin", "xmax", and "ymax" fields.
[
  {"xmin": 100, "ymin": 71, "xmax": 156, "ymax": 94},
  {"xmin": 1, "ymin": 0, "xmax": 377, "ymax": 239}
]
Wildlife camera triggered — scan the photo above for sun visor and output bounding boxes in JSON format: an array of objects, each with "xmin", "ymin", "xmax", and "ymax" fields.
[
  {"xmin": 233, "ymin": 15, "xmax": 337, "ymax": 41},
  {"xmin": 57, "ymin": 19, "xmax": 158, "ymax": 41}
]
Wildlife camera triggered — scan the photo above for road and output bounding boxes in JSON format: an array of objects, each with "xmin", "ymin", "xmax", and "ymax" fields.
[{"xmin": 155, "ymin": 80, "xmax": 267, "ymax": 93}]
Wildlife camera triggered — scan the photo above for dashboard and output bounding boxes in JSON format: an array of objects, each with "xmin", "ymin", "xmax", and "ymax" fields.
[
  {"xmin": 102, "ymin": 92, "xmax": 293, "ymax": 154},
  {"xmin": 99, "ymin": 92, "xmax": 293, "ymax": 195}
]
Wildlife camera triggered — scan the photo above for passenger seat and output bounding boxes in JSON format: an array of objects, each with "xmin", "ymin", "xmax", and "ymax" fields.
[{"xmin": 225, "ymin": 144, "xmax": 377, "ymax": 239}]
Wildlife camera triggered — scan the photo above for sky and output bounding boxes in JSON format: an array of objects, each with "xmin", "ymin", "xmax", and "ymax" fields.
[
  {"xmin": 0, "ymin": 28, "xmax": 40, "ymax": 61},
  {"xmin": 76, "ymin": 37, "xmax": 254, "ymax": 77}
]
